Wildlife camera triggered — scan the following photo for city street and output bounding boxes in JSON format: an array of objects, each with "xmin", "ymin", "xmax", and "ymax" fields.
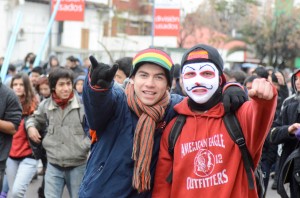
[{"xmin": 23, "ymin": 175, "xmax": 281, "ymax": 198}]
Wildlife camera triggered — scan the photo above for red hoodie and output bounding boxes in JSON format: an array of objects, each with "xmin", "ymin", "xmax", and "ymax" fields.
[
  {"xmin": 9, "ymin": 118, "xmax": 33, "ymax": 158},
  {"xmin": 153, "ymin": 88, "xmax": 277, "ymax": 198}
]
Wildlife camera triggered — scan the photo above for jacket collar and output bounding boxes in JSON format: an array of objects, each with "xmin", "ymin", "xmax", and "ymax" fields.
[{"xmin": 48, "ymin": 94, "xmax": 80, "ymax": 110}]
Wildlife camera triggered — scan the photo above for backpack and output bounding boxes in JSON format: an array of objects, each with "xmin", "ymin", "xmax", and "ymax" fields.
[
  {"xmin": 166, "ymin": 112, "xmax": 265, "ymax": 198},
  {"xmin": 278, "ymin": 145, "xmax": 300, "ymax": 198}
]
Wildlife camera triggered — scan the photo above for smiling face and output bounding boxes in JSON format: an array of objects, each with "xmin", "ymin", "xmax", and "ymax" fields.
[
  {"xmin": 131, "ymin": 63, "xmax": 168, "ymax": 106},
  {"xmin": 182, "ymin": 62, "xmax": 220, "ymax": 104},
  {"xmin": 54, "ymin": 78, "xmax": 73, "ymax": 100}
]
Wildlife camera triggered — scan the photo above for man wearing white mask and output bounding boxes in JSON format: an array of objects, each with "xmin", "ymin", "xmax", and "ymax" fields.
[{"xmin": 152, "ymin": 44, "xmax": 278, "ymax": 198}]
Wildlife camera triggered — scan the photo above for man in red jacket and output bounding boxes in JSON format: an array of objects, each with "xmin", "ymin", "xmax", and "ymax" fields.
[{"xmin": 152, "ymin": 44, "xmax": 278, "ymax": 198}]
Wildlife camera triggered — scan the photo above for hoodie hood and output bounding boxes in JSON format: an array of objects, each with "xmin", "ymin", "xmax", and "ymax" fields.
[
  {"xmin": 291, "ymin": 69, "xmax": 300, "ymax": 93},
  {"xmin": 74, "ymin": 75, "xmax": 86, "ymax": 85},
  {"xmin": 174, "ymin": 97, "xmax": 224, "ymax": 118}
]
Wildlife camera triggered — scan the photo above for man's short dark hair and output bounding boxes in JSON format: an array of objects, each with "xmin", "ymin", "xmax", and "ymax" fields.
[
  {"xmin": 8, "ymin": 64, "xmax": 16, "ymax": 72},
  {"xmin": 115, "ymin": 57, "xmax": 132, "ymax": 77},
  {"xmin": 253, "ymin": 67, "xmax": 269, "ymax": 79},
  {"xmin": 48, "ymin": 67, "xmax": 74, "ymax": 92},
  {"xmin": 31, "ymin": 66, "xmax": 44, "ymax": 75},
  {"xmin": 67, "ymin": 56, "xmax": 77, "ymax": 63}
]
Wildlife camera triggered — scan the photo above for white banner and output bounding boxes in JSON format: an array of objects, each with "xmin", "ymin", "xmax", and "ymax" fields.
[{"xmin": 155, "ymin": 0, "xmax": 180, "ymax": 9}]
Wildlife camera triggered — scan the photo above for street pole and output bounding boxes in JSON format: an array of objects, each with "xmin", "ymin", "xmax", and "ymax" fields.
[{"xmin": 151, "ymin": 0, "xmax": 155, "ymax": 47}]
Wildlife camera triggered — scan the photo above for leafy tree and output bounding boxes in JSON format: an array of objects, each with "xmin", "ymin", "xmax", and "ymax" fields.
[
  {"xmin": 229, "ymin": 6, "xmax": 300, "ymax": 68},
  {"xmin": 178, "ymin": 0, "xmax": 259, "ymax": 47}
]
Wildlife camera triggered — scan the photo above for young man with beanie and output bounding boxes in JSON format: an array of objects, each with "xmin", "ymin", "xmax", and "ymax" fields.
[
  {"xmin": 25, "ymin": 67, "xmax": 90, "ymax": 198},
  {"xmin": 79, "ymin": 47, "xmax": 248, "ymax": 197},
  {"xmin": 152, "ymin": 44, "xmax": 278, "ymax": 198}
]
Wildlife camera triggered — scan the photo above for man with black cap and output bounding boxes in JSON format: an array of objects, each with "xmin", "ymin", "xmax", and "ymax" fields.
[
  {"xmin": 152, "ymin": 44, "xmax": 278, "ymax": 198},
  {"xmin": 79, "ymin": 47, "xmax": 248, "ymax": 197}
]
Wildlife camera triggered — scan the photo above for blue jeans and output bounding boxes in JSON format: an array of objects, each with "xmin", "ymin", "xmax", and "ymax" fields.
[
  {"xmin": 6, "ymin": 157, "xmax": 37, "ymax": 198},
  {"xmin": 45, "ymin": 163, "xmax": 86, "ymax": 198},
  {"xmin": 1, "ymin": 174, "xmax": 9, "ymax": 193}
]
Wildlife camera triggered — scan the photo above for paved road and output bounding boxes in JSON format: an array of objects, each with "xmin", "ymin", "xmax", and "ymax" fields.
[{"xmin": 22, "ymin": 176, "xmax": 281, "ymax": 198}]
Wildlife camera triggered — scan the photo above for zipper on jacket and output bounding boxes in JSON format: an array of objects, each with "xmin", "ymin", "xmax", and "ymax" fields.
[
  {"xmin": 98, "ymin": 165, "xmax": 103, "ymax": 172},
  {"xmin": 83, "ymin": 163, "xmax": 105, "ymax": 188}
]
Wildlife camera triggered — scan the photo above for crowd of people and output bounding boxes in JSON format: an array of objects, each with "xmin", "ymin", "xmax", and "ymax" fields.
[{"xmin": 0, "ymin": 44, "xmax": 298, "ymax": 198}]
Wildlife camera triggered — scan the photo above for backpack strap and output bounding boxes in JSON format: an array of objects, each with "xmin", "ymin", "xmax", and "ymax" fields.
[
  {"xmin": 223, "ymin": 112, "xmax": 255, "ymax": 189},
  {"xmin": 166, "ymin": 114, "xmax": 186, "ymax": 183}
]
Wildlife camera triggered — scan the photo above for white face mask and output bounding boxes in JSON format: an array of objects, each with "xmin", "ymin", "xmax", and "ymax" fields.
[{"xmin": 182, "ymin": 62, "xmax": 220, "ymax": 104}]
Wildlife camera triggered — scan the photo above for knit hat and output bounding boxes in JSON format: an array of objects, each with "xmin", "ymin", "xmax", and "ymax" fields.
[
  {"xmin": 130, "ymin": 48, "xmax": 174, "ymax": 87},
  {"xmin": 181, "ymin": 44, "xmax": 226, "ymax": 85}
]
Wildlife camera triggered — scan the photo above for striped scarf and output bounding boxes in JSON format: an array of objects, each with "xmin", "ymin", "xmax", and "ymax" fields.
[{"xmin": 125, "ymin": 82, "xmax": 170, "ymax": 192}]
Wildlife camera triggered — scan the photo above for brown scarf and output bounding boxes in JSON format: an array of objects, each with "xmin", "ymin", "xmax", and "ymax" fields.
[
  {"xmin": 125, "ymin": 82, "xmax": 170, "ymax": 192},
  {"xmin": 52, "ymin": 92, "xmax": 74, "ymax": 109}
]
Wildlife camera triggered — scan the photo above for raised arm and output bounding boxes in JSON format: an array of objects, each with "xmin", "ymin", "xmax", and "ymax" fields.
[
  {"xmin": 236, "ymin": 78, "xmax": 277, "ymax": 162},
  {"xmin": 83, "ymin": 56, "xmax": 120, "ymax": 133}
]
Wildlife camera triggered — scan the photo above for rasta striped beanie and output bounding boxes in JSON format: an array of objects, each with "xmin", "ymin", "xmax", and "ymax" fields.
[{"xmin": 130, "ymin": 48, "xmax": 174, "ymax": 87}]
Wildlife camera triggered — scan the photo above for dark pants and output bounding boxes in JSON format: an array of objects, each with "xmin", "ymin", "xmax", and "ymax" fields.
[{"xmin": 0, "ymin": 169, "xmax": 4, "ymax": 192}]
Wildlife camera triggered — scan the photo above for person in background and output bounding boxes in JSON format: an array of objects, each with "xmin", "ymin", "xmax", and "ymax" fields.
[
  {"xmin": 26, "ymin": 67, "xmax": 90, "ymax": 198},
  {"xmin": 78, "ymin": 47, "xmax": 248, "ymax": 197},
  {"xmin": 29, "ymin": 66, "xmax": 44, "ymax": 88},
  {"xmin": 21, "ymin": 53, "xmax": 35, "ymax": 74},
  {"xmin": 43, "ymin": 55, "xmax": 59, "ymax": 75},
  {"xmin": 252, "ymin": 66, "xmax": 269, "ymax": 79},
  {"xmin": 35, "ymin": 76, "xmax": 51, "ymax": 101},
  {"xmin": 223, "ymin": 68, "xmax": 232, "ymax": 82},
  {"xmin": 0, "ymin": 79, "xmax": 22, "ymax": 197},
  {"xmin": 6, "ymin": 73, "xmax": 39, "ymax": 198},
  {"xmin": 263, "ymin": 71, "xmax": 289, "ymax": 191},
  {"xmin": 114, "ymin": 57, "xmax": 132, "ymax": 85},
  {"xmin": 229, "ymin": 70, "xmax": 247, "ymax": 85},
  {"xmin": 4, "ymin": 64, "xmax": 17, "ymax": 86},
  {"xmin": 243, "ymin": 75, "xmax": 258, "ymax": 91},
  {"xmin": 34, "ymin": 76, "xmax": 51, "ymax": 198},
  {"xmin": 65, "ymin": 56, "xmax": 85, "ymax": 78},
  {"xmin": 75, "ymin": 57, "xmax": 82, "ymax": 68},
  {"xmin": 73, "ymin": 75, "xmax": 85, "ymax": 103},
  {"xmin": 270, "ymin": 69, "xmax": 300, "ymax": 197},
  {"xmin": 266, "ymin": 66, "xmax": 275, "ymax": 76},
  {"xmin": 171, "ymin": 63, "xmax": 185, "ymax": 96},
  {"xmin": 82, "ymin": 57, "xmax": 91, "ymax": 74}
]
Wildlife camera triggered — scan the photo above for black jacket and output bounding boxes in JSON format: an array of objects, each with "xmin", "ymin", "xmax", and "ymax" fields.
[
  {"xmin": 0, "ymin": 82, "xmax": 22, "ymax": 170},
  {"xmin": 270, "ymin": 70, "xmax": 300, "ymax": 198}
]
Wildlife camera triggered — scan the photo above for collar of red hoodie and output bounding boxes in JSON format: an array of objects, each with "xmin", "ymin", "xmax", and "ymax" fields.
[{"xmin": 174, "ymin": 97, "xmax": 225, "ymax": 118}]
